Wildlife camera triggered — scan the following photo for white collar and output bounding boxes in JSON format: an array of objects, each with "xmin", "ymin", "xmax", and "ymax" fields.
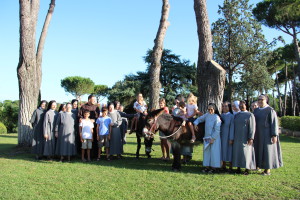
[{"xmin": 259, "ymin": 105, "xmax": 269, "ymax": 110}]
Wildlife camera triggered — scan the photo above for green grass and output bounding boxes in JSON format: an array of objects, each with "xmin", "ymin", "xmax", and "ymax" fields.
[{"xmin": 0, "ymin": 133, "xmax": 299, "ymax": 199}]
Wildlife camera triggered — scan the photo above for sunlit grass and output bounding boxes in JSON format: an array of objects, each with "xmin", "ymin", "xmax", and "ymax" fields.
[{"xmin": 0, "ymin": 133, "xmax": 299, "ymax": 199}]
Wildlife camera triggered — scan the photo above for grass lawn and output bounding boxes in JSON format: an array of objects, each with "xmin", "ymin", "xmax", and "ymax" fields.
[{"xmin": 0, "ymin": 133, "xmax": 299, "ymax": 199}]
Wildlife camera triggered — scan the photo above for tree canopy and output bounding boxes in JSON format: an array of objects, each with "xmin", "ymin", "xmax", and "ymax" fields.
[
  {"xmin": 61, "ymin": 76, "xmax": 95, "ymax": 100},
  {"xmin": 107, "ymin": 49, "xmax": 196, "ymax": 107},
  {"xmin": 253, "ymin": 0, "xmax": 300, "ymax": 81},
  {"xmin": 212, "ymin": 0, "xmax": 273, "ymax": 101},
  {"xmin": 94, "ymin": 85, "xmax": 109, "ymax": 103}
]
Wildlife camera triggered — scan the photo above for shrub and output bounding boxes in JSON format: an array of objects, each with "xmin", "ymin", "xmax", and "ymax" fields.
[
  {"xmin": 281, "ymin": 116, "xmax": 300, "ymax": 131},
  {"xmin": 0, "ymin": 122, "xmax": 7, "ymax": 134}
]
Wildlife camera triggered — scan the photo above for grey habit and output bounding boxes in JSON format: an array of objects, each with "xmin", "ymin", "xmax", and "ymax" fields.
[
  {"xmin": 232, "ymin": 111, "xmax": 256, "ymax": 169},
  {"xmin": 55, "ymin": 112, "xmax": 77, "ymax": 156},
  {"xmin": 43, "ymin": 109, "xmax": 58, "ymax": 156},
  {"xmin": 220, "ymin": 112, "xmax": 234, "ymax": 162},
  {"xmin": 253, "ymin": 106, "xmax": 283, "ymax": 169},
  {"xmin": 30, "ymin": 107, "xmax": 46, "ymax": 155},
  {"xmin": 108, "ymin": 110, "xmax": 123, "ymax": 155}
]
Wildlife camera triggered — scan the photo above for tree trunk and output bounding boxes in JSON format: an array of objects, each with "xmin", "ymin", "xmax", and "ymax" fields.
[
  {"xmin": 292, "ymin": 64, "xmax": 297, "ymax": 116},
  {"xmin": 18, "ymin": 0, "xmax": 55, "ymax": 146},
  {"xmin": 194, "ymin": 0, "xmax": 226, "ymax": 112},
  {"xmin": 228, "ymin": 69, "xmax": 233, "ymax": 102},
  {"xmin": 149, "ymin": 0, "xmax": 170, "ymax": 110},
  {"xmin": 275, "ymin": 72, "xmax": 283, "ymax": 117},
  {"xmin": 283, "ymin": 62, "xmax": 288, "ymax": 116},
  {"xmin": 292, "ymin": 27, "xmax": 300, "ymax": 82}
]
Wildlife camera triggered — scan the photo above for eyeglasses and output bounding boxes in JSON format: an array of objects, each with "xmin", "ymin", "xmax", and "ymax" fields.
[{"xmin": 208, "ymin": 109, "xmax": 214, "ymax": 111}]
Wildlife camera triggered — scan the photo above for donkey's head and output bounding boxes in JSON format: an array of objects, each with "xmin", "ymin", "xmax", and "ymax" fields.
[{"xmin": 143, "ymin": 108, "xmax": 165, "ymax": 138}]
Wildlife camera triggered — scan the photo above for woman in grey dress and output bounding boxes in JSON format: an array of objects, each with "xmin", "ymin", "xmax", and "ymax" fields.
[
  {"xmin": 55, "ymin": 103, "xmax": 77, "ymax": 162},
  {"xmin": 43, "ymin": 100, "xmax": 58, "ymax": 159},
  {"xmin": 30, "ymin": 100, "xmax": 47, "ymax": 160},
  {"xmin": 232, "ymin": 100, "xmax": 256, "ymax": 175},
  {"xmin": 254, "ymin": 95, "xmax": 283, "ymax": 175},
  {"xmin": 220, "ymin": 101, "xmax": 234, "ymax": 171},
  {"xmin": 108, "ymin": 103, "xmax": 123, "ymax": 159}
]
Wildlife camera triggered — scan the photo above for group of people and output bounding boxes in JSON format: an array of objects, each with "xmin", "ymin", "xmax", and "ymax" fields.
[
  {"xmin": 191, "ymin": 95, "xmax": 283, "ymax": 175},
  {"xmin": 31, "ymin": 95, "xmax": 134, "ymax": 162},
  {"xmin": 30, "ymin": 92, "xmax": 283, "ymax": 175}
]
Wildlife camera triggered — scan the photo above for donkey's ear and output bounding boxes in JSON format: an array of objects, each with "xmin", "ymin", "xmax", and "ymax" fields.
[{"xmin": 148, "ymin": 108, "xmax": 165, "ymax": 118}]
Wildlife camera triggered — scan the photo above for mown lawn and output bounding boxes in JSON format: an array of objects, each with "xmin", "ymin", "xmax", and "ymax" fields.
[{"xmin": 0, "ymin": 133, "xmax": 299, "ymax": 199}]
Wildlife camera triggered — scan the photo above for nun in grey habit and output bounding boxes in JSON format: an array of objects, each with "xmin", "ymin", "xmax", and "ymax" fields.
[
  {"xmin": 108, "ymin": 103, "xmax": 123, "ymax": 158},
  {"xmin": 232, "ymin": 101, "xmax": 256, "ymax": 175},
  {"xmin": 220, "ymin": 102, "xmax": 234, "ymax": 170},
  {"xmin": 43, "ymin": 100, "xmax": 58, "ymax": 158},
  {"xmin": 253, "ymin": 95, "xmax": 283, "ymax": 175},
  {"xmin": 55, "ymin": 103, "xmax": 77, "ymax": 161},
  {"xmin": 30, "ymin": 100, "xmax": 47, "ymax": 159}
]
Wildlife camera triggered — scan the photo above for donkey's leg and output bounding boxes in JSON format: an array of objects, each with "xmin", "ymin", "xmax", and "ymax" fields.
[
  {"xmin": 171, "ymin": 141, "xmax": 181, "ymax": 171},
  {"xmin": 136, "ymin": 134, "xmax": 141, "ymax": 159},
  {"xmin": 144, "ymin": 137, "xmax": 154, "ymax": 158}
]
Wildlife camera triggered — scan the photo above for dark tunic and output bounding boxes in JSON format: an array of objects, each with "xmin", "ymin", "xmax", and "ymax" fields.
[
  {"xmin": 43, "ymin": 109, "xmax": 58, "ymax": 156},
  {"xmin": 72, "ymin": 109, "xmax": 80, "ymax": 153},
  {"xmin": 30, "ymin": 108, "xmax": 46, "ymax": 155},
  {"xmin": 78, "ymin": 103, "xmax": 100, "ymax": 120},
  {"xmin": 254, "ymin": 106, "xmax": 283, "ymax": 169},
  {"xmin": 108, "ymin": 111, "xmax": 123, "ymax": 155},
  {"xmin": 55, "ymin": 112, "xmax": 77, "ymax": 156},
  {"xmin": 118, "ymin": 111, "xmax": 135, "ymax": 144},
  {"xmin": 232, "ymin": 111, "xmax": 256, "ymax": 169}
]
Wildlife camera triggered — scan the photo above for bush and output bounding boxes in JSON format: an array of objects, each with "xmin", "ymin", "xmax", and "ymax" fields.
[
  {"xmin": 0, "ymin": 122, "xmax": 7, "ymax": 134},
  {"xmin": 281, "ymin": 116, "xmax": 300, "ymax": 131}
]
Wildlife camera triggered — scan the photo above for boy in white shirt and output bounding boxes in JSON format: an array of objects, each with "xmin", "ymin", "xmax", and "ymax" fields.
[{"xmin": 79, "ymin": 110, "xmax": 94, "ymax": 162}]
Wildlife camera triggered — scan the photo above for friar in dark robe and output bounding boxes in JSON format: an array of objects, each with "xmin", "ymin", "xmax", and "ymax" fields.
[
  {"xmin": 254, "ymin": 95, "xmax": 283, "ymax": 175},
  {"xmin": 30, "ymin": 100, "xmax": 47, "ymax": 160},
  {"xmin": 78, "ymin": 95, "xmax": 100, "ymax": 158}
]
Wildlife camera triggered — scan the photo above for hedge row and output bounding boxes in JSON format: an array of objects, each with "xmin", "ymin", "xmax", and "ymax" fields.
[
  {"xmin": 0, "ymin": 122, "xmax": 7, "ymax": 134},
  {"xmin": 280, "ymin": 116, "xmax": 300, "ymax": 131}
]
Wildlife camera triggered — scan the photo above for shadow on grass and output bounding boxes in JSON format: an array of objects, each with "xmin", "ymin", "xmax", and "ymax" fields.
[
  {"xmin": 1, "ymin": 134, "xmax": 298, "ymax": 175},
  {"xmin": 0, "ymin": 134, "xmax": 18, "ymax": 138},
  {"xmin": 0, "ymin": 146, "xmax": 205, "ymax": 174}
]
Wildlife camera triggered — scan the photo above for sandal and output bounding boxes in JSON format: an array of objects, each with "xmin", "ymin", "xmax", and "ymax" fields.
[
  {"xmin": 261, "ymin": 172, "xmax": 271, "ymax": 176},
  {"xmin": 202, "ymin": 168, "xmax": 210, "ymax": 173},
  {"xmin": 243, "ymin": 171, "xmax": 249, "ymax": 175},
  {"xmin": 190, "ymin": 136, "xmax": 196, "ymax": 143}
]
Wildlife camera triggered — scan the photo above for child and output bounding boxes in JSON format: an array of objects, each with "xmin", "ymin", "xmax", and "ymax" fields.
[
  {"xmin": 79, "ymin": 110, "xmax": 94, "ymax": 162},
  {"xmin": 178, "ymin": 101, "xmax": 188, "ymax": 126},
  {"xmin": 130, "ymin": 93, "xmax": 147, "ymax": 133},
  {"xmin": 96, "ymin": 107, "xmax": 112, "ymax": 161},
  {"xmin": 186, "ymin": 93, "xmax": 198, "ymax": 143}
]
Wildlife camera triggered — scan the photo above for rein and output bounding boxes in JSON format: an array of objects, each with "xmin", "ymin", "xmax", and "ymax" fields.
[
  {"xmin": 158, "ymin": 126, "xmax": 182, "ymax": 139},
  {"xmin": 146, "ymin": 117, "xmax": 182, "ymax": 139}
]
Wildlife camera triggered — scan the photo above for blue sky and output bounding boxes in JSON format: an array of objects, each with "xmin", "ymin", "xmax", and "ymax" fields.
[{"xmin": 0, "ymin": 0, "xmax": 293, "ymax": 103}]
